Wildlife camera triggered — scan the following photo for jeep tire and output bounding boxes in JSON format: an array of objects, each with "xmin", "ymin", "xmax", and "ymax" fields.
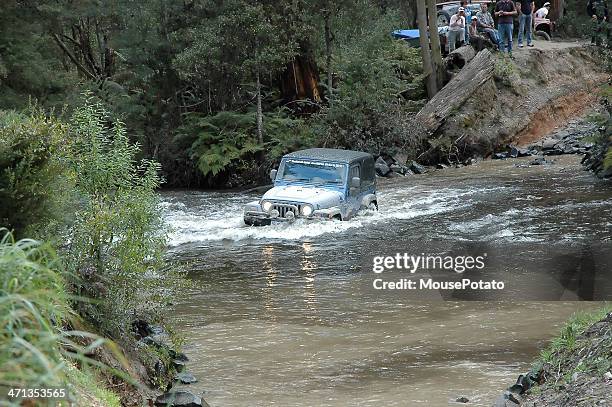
[{"xmin": 244, "ymin": 217, "xmax": 271, "ymax": 226}]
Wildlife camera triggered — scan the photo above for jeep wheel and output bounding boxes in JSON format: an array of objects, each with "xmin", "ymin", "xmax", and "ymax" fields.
[
  {"xmin": 534, "ymin": 30, "xmax": 551, "ymax": 41},
  {"xmin": 244, "ymin": 217, "xmax": 271, "ymax": 227}
]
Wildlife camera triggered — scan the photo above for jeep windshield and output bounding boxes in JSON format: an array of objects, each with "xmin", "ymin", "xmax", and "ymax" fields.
[{"xmin": 279, "ymin": 159, "xmax": 347, "ymax": 185}]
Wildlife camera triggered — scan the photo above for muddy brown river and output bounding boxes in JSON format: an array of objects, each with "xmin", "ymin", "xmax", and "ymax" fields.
[{"xmin": 161, "ymin": 154, "xmax": 611, "ymax": 406}]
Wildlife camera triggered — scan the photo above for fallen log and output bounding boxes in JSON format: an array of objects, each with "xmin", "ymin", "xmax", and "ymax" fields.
[
  {"xmin": 444, "ymin": 45, "xmax": 476, "ymax": 70},
  {"xmin": 416, "ymin": 49, "xmax": 494, "ymax": 133}
]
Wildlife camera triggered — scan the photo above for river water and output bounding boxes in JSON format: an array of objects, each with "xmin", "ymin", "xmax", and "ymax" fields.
[{"xmin": 161, "ymin": 154, "xmax": 611, "ymax": 407}]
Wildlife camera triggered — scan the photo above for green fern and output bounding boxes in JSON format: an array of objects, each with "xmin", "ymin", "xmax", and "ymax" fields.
[{"xmin": 178, "ymin": 109, "xmax": 310, "ymax": 177}]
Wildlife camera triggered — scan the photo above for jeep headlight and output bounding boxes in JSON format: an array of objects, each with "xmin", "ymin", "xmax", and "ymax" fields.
[
  {"xmin": 301, "ymin": 204, "xmax": 314, "ymax": 216},
  {"xmin": 262, "ymin": 201, "xmax": 273, "ymax": 212}
]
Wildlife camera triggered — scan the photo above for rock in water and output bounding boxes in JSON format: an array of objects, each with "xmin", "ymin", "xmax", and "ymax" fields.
[
  {"xmin": 375, "ymin": 157, "xmax": 391, "ymax": 177},
  {"xmin": 456, "ymin": 396, "xmax": 469, "ymax": 403},
  {"xmin": 409, "ymin": 161, "xmax": 428, "ymax": 174},
  {"xmin": 155, "ymin": 390, "xmax": 206, "ymax": 407},
  {"xmin": 530, "ymin": 156, "xmax": 549, "ymax": 166},
  {"xmin": 175, "ymin": 372, "xmax": 198, "ymax": 384}
]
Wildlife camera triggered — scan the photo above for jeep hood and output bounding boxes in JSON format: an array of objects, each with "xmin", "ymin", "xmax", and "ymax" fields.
[{"xmin": 262, "ymin": 185, "xmax": 343, "ymax": 208}]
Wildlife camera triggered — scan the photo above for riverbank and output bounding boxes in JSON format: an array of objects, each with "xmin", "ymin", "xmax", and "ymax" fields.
[{"xmin": 494, "ymin": 305, "xmax": 612, "ymax": 406}]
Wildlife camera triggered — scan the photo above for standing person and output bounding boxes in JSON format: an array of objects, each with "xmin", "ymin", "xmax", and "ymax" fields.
[
  {"xmin": 496, "ymin": 0, "xmax": 518, "ymax": 55},
  {"xmin": 587, "ymin": 0, "xmax": 609, "ymax": 46},
  {"xmin": 535, "ymin": 2, "xmax": 551, "ymax": 18},
  {"xmin": 461, "ymin": 1, "xmax": 473, "ymax": 42},
  {"xmin": 477, "ymin": 3, "xmax": 501, "ymax": 47},
  {"xmin": 449, "ymin": 7, "xmax": 466, "ymax": 52},
  {"xmin": 518, "ymin": 0, "xmax": 535, "ymax": 47}
]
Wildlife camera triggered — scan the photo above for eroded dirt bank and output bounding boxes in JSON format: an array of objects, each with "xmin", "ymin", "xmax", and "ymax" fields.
[{"xmin": 423, "ymin": 44, "xmax": 608, "ymax": 162}]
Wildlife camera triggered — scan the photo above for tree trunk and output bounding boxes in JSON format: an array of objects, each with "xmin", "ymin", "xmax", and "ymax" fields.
[
  {"xmin": 417, "ymin": 0, "xmax": 437, "ymax": 98},
  {"xmin": 444, "ymin": 45, "xmax": 476, "ymax": 70},
  {"xmin": 256, "ymin": 70, "xmax": 263, "ymax": 144},
  {"xmin": 416, "ymin": 49, "xmax": 494, "ymax": 133},
  {"xmin": 426, "ymin": 0, "xmax": 444, "ymax": 89},
  {"xmin": 280, "ymin": 55, "xmax": 322, "ymax": 110},
  {"xmin": 324, "ymin": 10, "xmax": 333, "ymax": 103}
]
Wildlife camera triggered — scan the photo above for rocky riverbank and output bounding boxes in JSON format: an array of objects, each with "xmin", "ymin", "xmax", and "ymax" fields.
[
  {"xmin": 493, "ymin": 308, "xmax": 612, "ymax": 407},
  {"xmin": 373, "ymin": 110, "xmax": 606, "ymax": 179}
]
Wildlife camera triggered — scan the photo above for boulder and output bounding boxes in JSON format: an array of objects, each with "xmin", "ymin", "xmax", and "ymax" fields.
[
  {"xmin": 141, "ymin": 333, "xmax": 172, "ymax": 349},
  {"xmin": 389, "ymin": 163, "xmax": 409, "ymax": 175},
  {"xmin": 456, "ymin": 396, "xmax": 469, "ymax": 403},
  {"xmin": 505, "ymin": 145, "xmax": 533, "ymax": 158},
  {"xmin": 530, "ymin": 156, "xmax": 549, "ymax": 165},
  {"xmin": 173, "ymin": 358, "xmax": 187, "ymax": 372},
  {"xmin": 175, "ymin": 372, "xmax": 197, "ymax": 384},
  {"xmin": 408, "ymin": 161, "xmax": 428, "ymax": 174},
  {"xmin": 154, "ymin": 390, "xmax": 208, "ymax": 407},
  {"xmin": 375, "ymin": 157, "xmax": 391, "ymax": 177},
  {"xmin": 493, "ymin": 152, "xmax": 508, "ymax": 159},
  {"xmin": 541, "ymin": 138, "xmax": 559, "ymax": 150}
]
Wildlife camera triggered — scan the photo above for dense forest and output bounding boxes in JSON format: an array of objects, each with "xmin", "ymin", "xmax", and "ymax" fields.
[{"xmin": 1, "ymin": 0, "xmax": 427, "ymax": 188}]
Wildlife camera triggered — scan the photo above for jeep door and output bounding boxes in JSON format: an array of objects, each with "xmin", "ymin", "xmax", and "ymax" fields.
[{"xmin": 347, "ymin": 163, "xmax": 363, "ymax": 219}]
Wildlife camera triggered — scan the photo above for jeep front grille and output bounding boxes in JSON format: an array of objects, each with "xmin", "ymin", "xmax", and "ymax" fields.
[{"xmin": 272, "ymin": 203, "xmax": 302, "ymax": 217}]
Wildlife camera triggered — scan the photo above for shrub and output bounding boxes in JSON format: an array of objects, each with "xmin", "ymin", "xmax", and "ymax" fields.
[
  {"xmin": 176, "ymin": 109, "xmax": 315, "ymax": 180},
  {"xmin": 66, "ymin": 97, "xmax": 182, "ymax": 336},
  {"xmin": 312, "ymin": 11, "xmax": 425, "ymax": 155},
  {"xmin": 0, "ymin": 109, "xmax": 72, "ymax": 238},
  {"xmin": 0, "ymin": 231, "xmax": 121, "ymax": 406}
]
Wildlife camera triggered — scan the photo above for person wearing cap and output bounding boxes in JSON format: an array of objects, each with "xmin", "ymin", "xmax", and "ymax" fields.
[
  {"xmin": 461, "ymin": 1, "xmax": 474, "ymax": 41},
  {"xmin": 477, "ymin": 3, "xmax": 501, "ymax": 47},
  {"xmin": 448, "ymin": 7, "xmax": 466, "ymax": 52},
  {"xmin": 468, "ymin": 15, "xmax": 480, "ymax": 38},
  {"xmin": 495, "ymin": 0, "xmax": 518, "ymax": 55},
  {"xmin": 535, "ymin": 2, "xmax": 551, "ymax": 18},
  {"xmin": 517, "ymin": 0, "xmax": 535, "ymax": 47},
  {"xmin": 587, "ymin": 0, "xmax": 609, "ymax": 46}
]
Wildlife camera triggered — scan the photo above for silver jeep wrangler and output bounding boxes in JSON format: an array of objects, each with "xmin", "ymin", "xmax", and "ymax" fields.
[{"xmin": 243, "ymin": 148, "xmax": 378, "ymax": 226}]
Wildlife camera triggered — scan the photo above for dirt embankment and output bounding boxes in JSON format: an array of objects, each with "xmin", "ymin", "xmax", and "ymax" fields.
[
  {"xmin": 427, "ymin": 44, "xmax": 608, "ymax": 161},
  {"xmin": 493, "ymin": 310, "xmax": 612, "ymax": 407}
]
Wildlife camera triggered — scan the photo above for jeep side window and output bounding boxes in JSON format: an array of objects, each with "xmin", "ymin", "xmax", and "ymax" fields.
[
  {"xmin": 361, "ymin": 158, "xmax": 375, "ymax": 187},
  {"xmin": 349, "ymin": 165, "xmax": 360, "ymax": 196}
]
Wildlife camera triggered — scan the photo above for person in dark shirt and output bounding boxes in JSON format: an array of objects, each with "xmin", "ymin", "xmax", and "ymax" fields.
[
  {"xmin": 518, "ymin": 0, "xmax": 535, "ymax": 47},
  {"xmin": 587, "ymin": 0, "xmax": 609, "ymax": 46},
  {"xmin": 495, "ymin": 0, "xmax": 518, "ymax": 55}
]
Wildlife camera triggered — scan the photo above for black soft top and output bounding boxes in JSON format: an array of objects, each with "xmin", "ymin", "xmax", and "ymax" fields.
[{"xmin": 284, "ymin": 148, "xmax": 372, "ymax": 164}]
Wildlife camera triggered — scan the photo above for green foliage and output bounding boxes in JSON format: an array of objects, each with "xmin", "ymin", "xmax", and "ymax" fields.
[
  {"xmin": 493, "ymin": 55, "xmax": 519, "ymax": 87},
  {"xmin": 0, "ymin": 2, "xmax": 77, "ymax": 110},
  {"xmin": 177, "ymin": 109, "xmax": 314, "ymax": 177},
  {"xmin": 0, "ymin": 231, "xmax": 122, "ymax": 406},
  {"xmin": 313, "ymin": 9, "xmax": 424, "ymax": 153},
  {"xmin": 0, "ymin": 109, "xmax": 73, "ymax": 238},
  {"xmin": 173, "ymin": 0, "xmax": 298, "ymax": 108},
  {"xmin": 0, "ymin": 0, "xmax": 428, "ymax": 188},
  {"xmin": 0, "ymin": 232, "xmax": 69, "ymax": 393},
  {"xmin": 535, "ymin": 304, "xmax": 612, "ymax": 377},
  {"xmin": 66, "ymin": 96, "xmax": 181, "ymax": 335}
]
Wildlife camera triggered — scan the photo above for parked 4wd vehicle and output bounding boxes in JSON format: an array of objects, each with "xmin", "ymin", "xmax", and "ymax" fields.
[{"xmin": 243, "ymin": 148, "xmax": 378, "ymax": 226}]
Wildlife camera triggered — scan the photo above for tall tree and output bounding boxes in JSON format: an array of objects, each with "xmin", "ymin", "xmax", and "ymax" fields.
[
  {"xmin": 416, "ymin": 0, "xmax": 437, "ymax": 97},
  {"xmin": 426, "ymin": 0, "xmax": 444, "ymax": 89}
]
